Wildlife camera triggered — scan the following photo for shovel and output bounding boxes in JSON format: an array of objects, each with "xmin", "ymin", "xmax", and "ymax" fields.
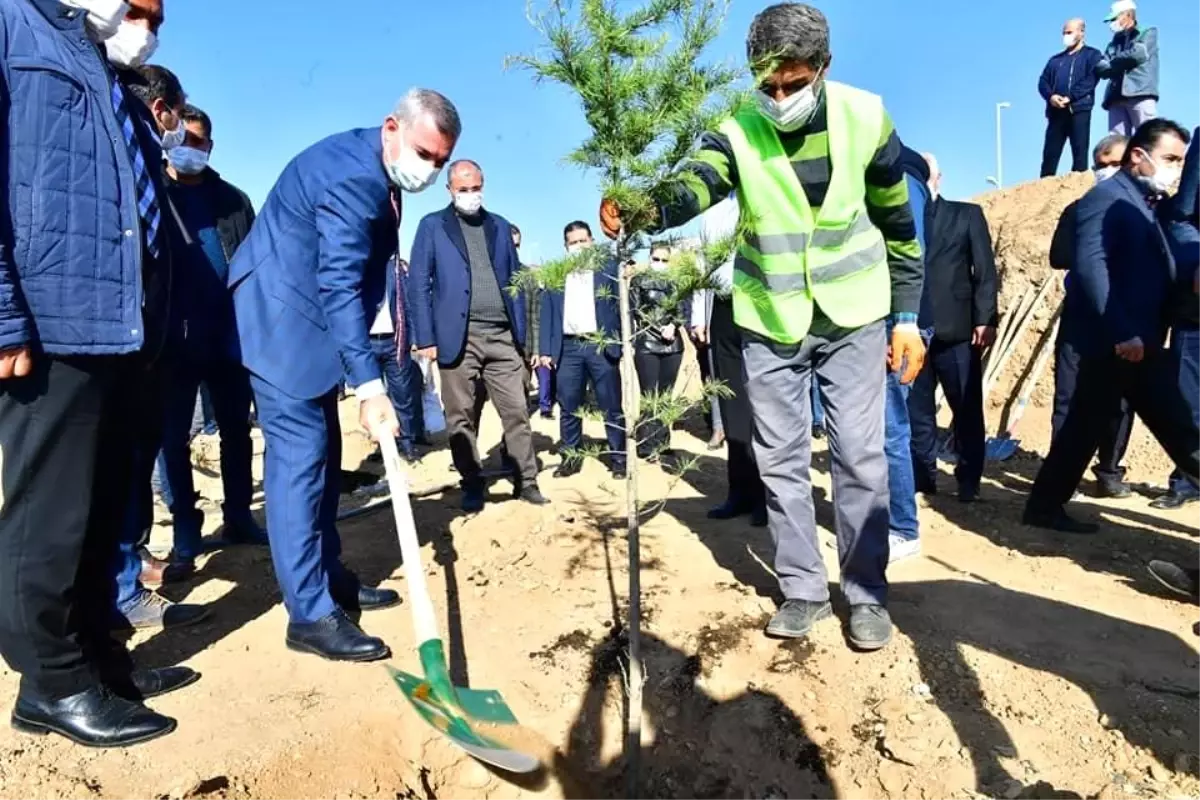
[{"xmin": 377, "ymin": 434, "xmax": 541, "ymax": 774}]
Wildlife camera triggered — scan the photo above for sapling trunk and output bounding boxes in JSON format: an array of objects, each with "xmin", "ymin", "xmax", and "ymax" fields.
[{"xmin": 615, "ymin": 229, "xmax": 644, "ymax": 798}]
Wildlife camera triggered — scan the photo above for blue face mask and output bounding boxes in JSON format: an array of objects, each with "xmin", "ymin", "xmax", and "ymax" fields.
[{"xmin": 167, "ymin": 145, "xmax": 209, "ymax": 175}]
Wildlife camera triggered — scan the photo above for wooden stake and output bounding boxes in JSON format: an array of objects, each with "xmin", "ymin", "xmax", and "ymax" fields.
[{"xmin": 983, "ymin": 275, "xmax": 1056, "ymax": 403}]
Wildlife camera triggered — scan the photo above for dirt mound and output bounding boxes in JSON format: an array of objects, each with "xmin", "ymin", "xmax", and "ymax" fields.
[{"xmin": 972, "ymin": 172, "xmax": 1175, "ymax": 483}]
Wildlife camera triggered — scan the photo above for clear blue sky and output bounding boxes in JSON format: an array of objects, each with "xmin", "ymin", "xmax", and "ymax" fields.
[{"xmin": 157, "ymin": 0, "xmax": 1199, "ymax": 265}]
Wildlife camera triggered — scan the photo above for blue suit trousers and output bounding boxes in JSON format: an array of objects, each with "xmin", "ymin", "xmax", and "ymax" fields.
[{"xmin": 250, "ymin": 376, "xmax": 350, "ymax": 623}]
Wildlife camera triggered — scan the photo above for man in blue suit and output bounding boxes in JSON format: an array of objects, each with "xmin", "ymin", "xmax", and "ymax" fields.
[
  {"xmin": 1024, "ymin": 118, "xmax": 1200, "ymax": 533},
  {"xmin": 228, "ymin": 89, "xmax": 460, "ymax": 662},
  {"xmin": 538, "ymin": 221, "xmax": 627, "ymax": 479},
  {"xmin": 409, "ymin": 161, "xmax": 546, "ymax": 512}
]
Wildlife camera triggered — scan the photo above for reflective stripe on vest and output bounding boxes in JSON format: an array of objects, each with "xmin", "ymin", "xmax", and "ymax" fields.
[{"xmin": 718, "ymin": 81, "xmax": 894, "ymax": 343}]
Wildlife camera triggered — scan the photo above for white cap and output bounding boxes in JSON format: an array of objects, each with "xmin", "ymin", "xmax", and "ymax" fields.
[{"xmin": 1105, "ymin": 0, "xmax": 1136, "ymax": 22}]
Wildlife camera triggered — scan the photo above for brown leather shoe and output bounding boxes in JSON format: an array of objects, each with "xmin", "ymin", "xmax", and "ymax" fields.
[
  {"xmin": 139, "ymin": 554, "xmax": 195, "ymax": 587},
  {"xmin": 139, "ymin": 554, "xmax": 170, "ymax": 588}
]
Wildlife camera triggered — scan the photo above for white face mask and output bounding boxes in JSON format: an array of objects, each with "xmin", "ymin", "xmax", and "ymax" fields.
[
  {"xmin": 453, "ymin": 191, "xmax": 483, "ymax": 216},
  {"xmin": 1094, "ymin": 165, "xmax": 1119, "ymax": 182},
  {"xmin": 566, "ymin": 242, "xmax": 587, "ymax": 255},
  {"xmin": 159, "ymin": 119, "xmax": 185, "ymax": 151},
  {"xmin": 756, "ymin": 70, "xmax": 823, "ymax": 133},
  {"xmin": 1062, "ymin": 33, "xmax": 1078, "ymax": 48},
  {"xmin": 1135, "ymin": 149, "xmax": 1181, "ymax": 195},
  {"xmin": 385, "ymin": 125, "xmax": 441, "ymax": 193},
  {"xmin": 105, "ymin": 21, "xmax": 157, "ymax": 68},
  {"xmin": 167, "ymin": 146, "xmax": 209, "ymax": 175},
  {"xmin": 1109, "ymin": 19, "xmax": 1125, "ymax": 33},
  {"xmin": 61, "ymin": 0, "xmax": 129, "ymax": 40}
]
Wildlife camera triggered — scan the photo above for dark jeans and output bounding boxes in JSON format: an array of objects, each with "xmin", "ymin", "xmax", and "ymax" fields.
[
  {"xmin": 557, "ymin": 336, "xmax": 626, "ymax": 468},
  {"xmin": 1052, "ymin": 333, "xmax": 1132, "ymax": 483},
  {"xmin": 634, "ymin": 350, "xmax": 683, "ymax": 453},
  {"xmin": 371, "ymin": 335, "xmax": 425, "ymax": 451},
  {"xmin": 115, "ymin": 366, "xmax": 167, "ymax": 612},
  {"xmin": 440, "ymin": 322, "xmax": 538, "ymax": 487},
  {"xmin": 1168, "ymin": 327, "xmax": 1200, "ymax": 496},
  {"xmin": 710, "ymin": 295, "xmax": 764, "ymax": 506},
  {"xmin": 908, "ymin": 339, "xmax": 986, "ymax": 494},
  {"xmin": 0, "ymin": 355, "xmax": 154, "ymax": 699},
  {"xmin": 535, "ymin": 364, "xmax": 556, "ymax": 414},
  {"xmin": 1041, "ymin": 109, "xmax": 1091, "ymax": 177},
  {"xmin": 158, "ymin": 355, "xmax": 255, "ymax": 562},
  {"xmin": 811, "ymin": 381, "xmax": 825, "ymax": 430},
  {"xmin": 885, "ymin": 368, "xmax": 918, "ymax": 541},
  {"xmin": 1028, "ymin": 350, "xmax": 1200, "ymax": 513}
]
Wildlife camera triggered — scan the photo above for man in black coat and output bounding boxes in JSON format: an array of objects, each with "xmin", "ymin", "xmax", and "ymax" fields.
[{"xmin": 907, "ymin": 154, "xmax": 999, "ymax": 503}]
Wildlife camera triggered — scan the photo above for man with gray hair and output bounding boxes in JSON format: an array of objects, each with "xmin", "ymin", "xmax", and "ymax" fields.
[
  {"xmin": 228, "ymin": 88, "xmax": 460, "ymax": 662},
  {"xmin": 408, "ymin": 160, "xmax": 547, "ymax": 512},
  {"xmin": 600, "ymin": 2, "xmax": 926, "ymax": 652}
]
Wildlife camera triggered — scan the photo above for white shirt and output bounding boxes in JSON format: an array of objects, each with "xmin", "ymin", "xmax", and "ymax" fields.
[
  {"xmin": 369, "ymin": 300, "xmax": 393, "ymax": 336},
  {"xmin": 563, "ymin": 268, "xmax": 598, "ymax": 335},
  {"xmin": 690, "ymin": 194, "xmax": 739, "ymax": 327}
]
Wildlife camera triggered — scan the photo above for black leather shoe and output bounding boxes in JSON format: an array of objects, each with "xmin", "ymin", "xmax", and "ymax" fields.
[
  {"xmin": 519, "ymin": 485, "xmax": 550, "ymax": 505},
  {"xmin": 462, "ymin": 483, "xmax": 485, "ymax": 513},
  {"xmin": 12, "ymin": 687, "xmax": 175, "ymax": 748},
  {"xmin": 554, "ymin": 461, "xmax": 582, "ymax": 479},
  {"xmin": 610, "ymin": 464, "xmax": 628, "ymax": 480},
  {"xmin": 750, "ymin": 504, "xmax": 769, "ymax": 528},
  {"xmin": 333, "ymin": 585, "xmax": 401, "ymax": 613},
  {"xmin": 957, "ymin": 485, "xmax": 980, "ymax": 504},
  {"xmin": 707, "ymin": 498, "xmax": 752, "ymax": 520},
  {"xmin": 1022, "ymin": 507, "xmax": 1099, "ymax": 534},
  {"xmin": 1150, "ymin": 492, "xmax": 1200, "ymax": 510},
  {"xmin": 1095, "ymin": 479, "xmax": 1133, "ymax": 499},
  {"xmin": 106, "ymin": 667, "xmax": 200, "ymax": 702},
  {"xmin": 285, "ymin": 610, "xmax": 390, "ymax": 662}
]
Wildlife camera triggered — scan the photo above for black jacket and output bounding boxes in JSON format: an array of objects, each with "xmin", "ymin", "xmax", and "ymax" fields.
[
  {"xmin": 164, "ymin": 167, "xmax": 255, "ymax": 358},
  {"xmin": 920, "ymin": 197, "xmax": 999, "ymax": 344},
  {"xmin": 631, "ymin": 272, "xmax": 691, "ymax": 355}
]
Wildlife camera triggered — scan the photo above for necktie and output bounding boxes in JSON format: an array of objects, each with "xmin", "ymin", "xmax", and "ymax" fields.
[
  {"xmin": 110, "ymin": 80, "xmax": 162, "ymax": 258},
  {"xmin": 390, "ymin": 191, "xmax": 406, "ymax": 363}
]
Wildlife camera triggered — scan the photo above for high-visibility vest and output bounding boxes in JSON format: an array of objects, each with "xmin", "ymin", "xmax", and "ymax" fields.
[{"xmin": 719, "ymin": 81, "xmax": 893, "ymax": 344}]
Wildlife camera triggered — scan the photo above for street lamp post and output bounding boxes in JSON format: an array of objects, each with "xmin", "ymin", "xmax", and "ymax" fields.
[{"xmin": 987, "ymin": 101, "xmax": 1012, "ymax": 189}]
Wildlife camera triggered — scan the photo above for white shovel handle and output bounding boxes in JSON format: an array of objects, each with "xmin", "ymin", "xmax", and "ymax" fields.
[{"xmin": 378, "ymin": 435, "xmax": 440, "ymax": 645}]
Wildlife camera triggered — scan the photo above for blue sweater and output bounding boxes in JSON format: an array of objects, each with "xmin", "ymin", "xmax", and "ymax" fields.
[{"xmin": 1038, "ymin": 46, "xmax": 1105, "ymax": 115}]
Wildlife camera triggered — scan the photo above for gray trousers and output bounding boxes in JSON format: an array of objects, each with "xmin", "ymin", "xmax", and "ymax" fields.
[
  {"xmin": 1108, "ymin": 97, "xmax": 1157, "ymax": 136},
  {"xmin": 742, "ymin": 315, "xmax": 889, "ymax": 606},
  {"xmin": 440, "ymin": 321, "xmax": 538, "ymax": 487}
]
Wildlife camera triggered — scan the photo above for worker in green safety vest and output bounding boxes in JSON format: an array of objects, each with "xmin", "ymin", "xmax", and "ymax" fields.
[{"xmin": 600, "ymin": 2, "xmax": 926, "ymax": 653}]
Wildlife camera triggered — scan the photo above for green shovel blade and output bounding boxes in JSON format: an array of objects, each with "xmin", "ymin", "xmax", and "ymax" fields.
[{"xmin": 387, "ymin": 641, "xmax": 539, "ymax": 774}]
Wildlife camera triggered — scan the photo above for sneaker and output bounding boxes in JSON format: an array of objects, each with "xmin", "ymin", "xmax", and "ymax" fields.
[
  {"xmin": 1147, "ymin": 560, "xmax": 1200, "ymax": 602},
  {"xmin": 847, "ymin": 604, "xmax": 893, "ymax": 651},
  {"xmin": 706, "ymin": 430, "xmax": 726, "ymax": 451},
  {"xmin": 765, "ymin": 599, "xmax": 832, "ymax": 639},
  {"xmin": 888, "ymin": 535, "xmax": 922, "ymax": 563},
  {"xmin": 115, "ymin": 591, "xmax": 210, "ymax": 632}
]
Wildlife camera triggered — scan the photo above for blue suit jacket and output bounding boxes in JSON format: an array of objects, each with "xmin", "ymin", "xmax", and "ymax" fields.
[
  {"xmin": 228, "ymin": 128, "xmax": 397, "ymax": 399},
  {"xmin": 539, "ymin": 253, "xmax": 622, "ymax": 364},
  {"xmin": 408, "ymin": 206, "xmax": 526, "ymax": 367},
  {"xmin": 1063, "ymin": 170, "xmax": 1180, "ymax": 357}
]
